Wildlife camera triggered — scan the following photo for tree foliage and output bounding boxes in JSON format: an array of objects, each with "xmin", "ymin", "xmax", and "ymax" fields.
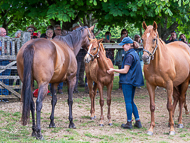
[{"xmin": 0, "ymin": 0, "xmax": 190, "ymax": 41}]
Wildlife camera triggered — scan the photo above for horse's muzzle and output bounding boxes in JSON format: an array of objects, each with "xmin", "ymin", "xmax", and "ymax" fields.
[
  {"xmin": 84, "ymin": 57, "xmax": 91, "ymax": 63},
  {"xmin": 142, "ymin": 54, "xmax": 151, "ymax": 65}
]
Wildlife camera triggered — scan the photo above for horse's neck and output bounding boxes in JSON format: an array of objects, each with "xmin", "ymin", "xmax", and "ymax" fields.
[
  {"xmin": 73, "ymin": 40, "xmax": 83, "ymax": 56},
  {"xmin": 64, "ymin": 34, "xmax": 83, "ymax": 56},
  {"xmin": 97, "ymin": 50, "xmax": 110, "ymax": 71},
  {"xmin": 150, "ymin": 39, "xmax": 168, "ymax": 69}
]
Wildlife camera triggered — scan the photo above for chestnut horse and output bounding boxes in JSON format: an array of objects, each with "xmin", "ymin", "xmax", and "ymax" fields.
[
  {"xmin": 84, "ymin": 38, "xmax": 114, "ymax": 126},
  {"xmin": 17, "ymin": 26, "xmax": 95, "ymax": 139},
  {"xmin": 142, "ymin": 21, "xmax": 190, "ymax": 135}
]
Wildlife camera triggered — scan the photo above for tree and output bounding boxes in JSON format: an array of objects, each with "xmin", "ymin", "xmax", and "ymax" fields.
[{"xmin": 1, "ymin": 0, "xmax": 190, "ymax": 41}]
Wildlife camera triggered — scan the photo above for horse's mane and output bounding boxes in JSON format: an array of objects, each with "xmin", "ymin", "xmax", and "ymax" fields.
[
  {"xmin": 159, "ymin": 38, "xmax": 165, "ymax": 46},
  {"xmin": 99, "ymin": 43, "xmax": 106, "ymax": 54},
  {"xmin": 54, "ymin": 26, "xmax": 88, "ymax": 49}
]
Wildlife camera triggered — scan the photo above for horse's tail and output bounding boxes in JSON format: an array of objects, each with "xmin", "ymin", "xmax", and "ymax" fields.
[{"xmin": 22, "ymin": 44, "xmax": 35, "ymax": 126}]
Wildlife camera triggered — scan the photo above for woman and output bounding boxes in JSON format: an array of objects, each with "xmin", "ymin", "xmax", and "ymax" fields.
[
  {"xmin": 46, "ymin": 29, "xmax": 54, "ymax": 40},
  {"xmin": 107, "ymin": 37, "xmax": 144, "ymax": 129}
]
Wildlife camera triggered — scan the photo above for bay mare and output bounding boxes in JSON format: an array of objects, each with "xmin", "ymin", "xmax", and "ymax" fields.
[
  {"xmin": 16, "ymin": 26, "xmax": 95, "ymax": 140},
  {"xmin": 142, "ymin": 21, "xmax": 190, "ymax": 135},
  {"xmin": 84, "ymin": 38, "xmax": 114, "ymax": 126}
]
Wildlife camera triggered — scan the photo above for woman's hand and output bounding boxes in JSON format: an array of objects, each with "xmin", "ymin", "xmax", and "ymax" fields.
[{"xmin": 107, "ymin": 68, "xmax": 115, "ymax": 74}]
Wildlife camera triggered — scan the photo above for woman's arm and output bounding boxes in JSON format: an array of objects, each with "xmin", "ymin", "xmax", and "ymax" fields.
[{"xmin": 107, "ymin": 65, "xmax": 130, "ymax": 74}]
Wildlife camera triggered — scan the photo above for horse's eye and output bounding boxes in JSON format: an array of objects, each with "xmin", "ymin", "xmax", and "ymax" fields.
[
  {"xmin": 93, "ymin": 48, "xmax": 96, "ymax": 50},
  {"xmin": 153, "ymin": 39, "xmax": 156, "ymax": 42}
]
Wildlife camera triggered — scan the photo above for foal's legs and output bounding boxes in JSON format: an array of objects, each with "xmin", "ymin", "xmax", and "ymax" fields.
[
  {"xmin": 36, "ymin": 83, "xmax": 48, "ymax": 140},
  {"xmin": 49, "ymin": 83, "xmax": 58, "ymax": 128},
  {"xmin": 87, "ymin": 79, "xmax": 96, "ymax": 119},
  {"xmin": 67, "ymin": 77, "xmax": 76, "ymax": 129},
  {"xmin": 98, "ymin": 83, "xmax": 104, "ymax": 126},
  {"xmin": 91, "ymin": 82, "xmax": 98, "ymax": 120},
  {"xmin": 146, "ymin": 82, "xmax": 156, "ymax": 135},
  {"xmin": 107, "ymin": 83, "xmax": 113, "ymax": 126}
]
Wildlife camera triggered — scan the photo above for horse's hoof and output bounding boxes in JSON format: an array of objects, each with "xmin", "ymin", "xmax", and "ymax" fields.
[
  {"xmin": 90, "ymin": 116, "xmax": 96, "ymax": 120},
  {"xmin": 108, "ymin": 123, "xmax": 113, "ymax": 126},
  {"xmin": 185, "ymin": 110, "xmax": 189, "ymax": 115},
  {"xmin": 169, "ymin": 131, "xmax": 175, "ymax": 135},
  {"xmin": 91, "ymin": 117, "xmax": 94, "ymax": 120},
  {"xmin": 69, "ymin": 123, "xmax": 76, "ymax": 129},
  {"xmin": 31, "ymin": 131, "xmax": 37, "ymax": 137},
  {"xmin": 178, "ymin": 124, "xmax": 184, "ymax": 128},
  {"xmin": 49, "ymin": 124, "xmax": 56, "ymax": 128},
  {"xmin": 147, "ymin": 131, "xmax": 153, "ymax": 136},
  {"xmin": 90, "ymin": 117, "xmax": 94, "ymax": 120},
  {"xmin": 99, "ymin": 124, "xmax": 104, "ymax": 127},
  {"xmin": 36, "ymin": 135, "xmax": 44, "ymax": 140}
]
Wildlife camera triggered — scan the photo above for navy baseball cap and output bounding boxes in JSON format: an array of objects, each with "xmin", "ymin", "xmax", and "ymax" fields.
[{"xmin": 118, "ymin": 37, "xmax": 133, "ymax": 46}]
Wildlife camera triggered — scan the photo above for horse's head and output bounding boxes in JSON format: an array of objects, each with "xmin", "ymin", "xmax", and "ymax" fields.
[
  {"xmin": 142, "ymin": 21, "xmax": 159, "ymax": 65},
  {"xmin": 84, "ymin": 38, "xmax": 103, "ymax": 63},
  {"xmin": 81, "ymin": 25, "xmax": 95, "ymax": 50}
]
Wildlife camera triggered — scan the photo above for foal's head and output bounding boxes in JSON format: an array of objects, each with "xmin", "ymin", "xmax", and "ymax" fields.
[
  {"xmin": 142, "ymin": 21, "xmax": 159, "ymax": 64},
  {"xmin": 84, "ymin": 38, "xmax": 104, "ymax": 63}
]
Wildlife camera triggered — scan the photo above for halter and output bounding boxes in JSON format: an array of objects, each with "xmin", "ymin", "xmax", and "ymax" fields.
[
  {"xmin": 143, "ymin": 35, "xmax": 158, "ymax": 60},
  {"xmin": 87, "ymin": 43, "xmax": 100, "ymax": 61}
]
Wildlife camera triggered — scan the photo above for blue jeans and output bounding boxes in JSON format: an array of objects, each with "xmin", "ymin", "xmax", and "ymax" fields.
[
  {"xmin": 122, "ymin": 84, "xmax": 140, "ymax": 122},
  {"xmin": 49, "ymin": 82, "xmax": 63, "ymax": 91},
  {"xmin": 0, "ymin": 60, "xmax": 11, "ymax": 95}
]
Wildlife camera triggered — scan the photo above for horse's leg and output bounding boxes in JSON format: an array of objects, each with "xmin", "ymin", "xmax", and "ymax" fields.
[
  {"xmin": 31, "ymin": 90, "xmax": 36, "ymax": 137},
  {"xmin": 87, "ymin": 78, "xmax": 95, "ymax": 119},
  {"xmin": 146, "ymin": 82, "xmax": 156, "ymax": 136},
  {"xmin": 166, "ymin": 81, "xmax": 175, "ymax": 135},
  {"xmin": 107, "ymin": 83, "xmax": 113, "ymax": 126},
  {"xmin": 168, "ymin": 87, "xmax": 179, "ymax": 127},
  {"xmin": 172, "ymin": 87, "xmax": 179, "ymax": 116},
  {"xmin": 67, "ymin": 77, "xmax": 76, "ymax": 129},
  {"xmin": 184, "ymin": 94, "xmax": 189, "ymax": 115},
  {"xmin": 92, "ymin": 82, "xmax": 98, "ymax": 120},
  {"xmin": 36, "ymin": 83, "xmax": 48, "ymax": 140},
  {"xmin": 49, "ymin": 83, "xmax": 58, "ymax": 128},
  {"xmin": 178, "ymin": 81, "xmax": 189, "ymax": 128},
  {"xmin": 98, "ymin": 83, "xmax": 104, "ymax": 126}
]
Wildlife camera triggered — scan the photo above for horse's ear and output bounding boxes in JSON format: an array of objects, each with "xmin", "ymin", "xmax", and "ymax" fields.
[
  {"xmin": 89, "ymin": 25, "xmax": 95, "ymax": 31},
  {"xmin": 89, "ymin": 38, "xmax": 93, "ymax": 41},
  {"xmin": 98, "ymin": 38, "xmax": 103, "ymax": 44},
  {"xmin": 142, "ymin": 21, "xmax": 147, "ymax": 30},
  {"xmin": 153, "ymin": 21, "xmax": 157, "ymax": 31}
]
